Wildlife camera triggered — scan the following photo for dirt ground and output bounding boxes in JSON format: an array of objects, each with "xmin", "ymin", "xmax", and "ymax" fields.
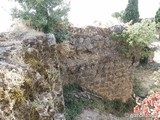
[
  {"xmin": 75, "ymin": 109, "xmax": 149, "ymax": 120},
  {"xmin": 76, "ymin": 109, "xmax": 124, "ymax": 120}
]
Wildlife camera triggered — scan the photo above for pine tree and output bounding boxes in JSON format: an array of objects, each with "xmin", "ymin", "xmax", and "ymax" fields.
[
  {"xmin": 12, "ymin": 0, "xmax": 70, "ymax": 42},
  {"xmin": 155, "ymin": 8, "xmax": 160, "ymax": 27},
  {"xmin": 155, "ymin": 7, "xmax": 160, "ymax": 40},
  {"xmin": 123, "ymin": 0, "xmax": 139, "ymax": 24}
]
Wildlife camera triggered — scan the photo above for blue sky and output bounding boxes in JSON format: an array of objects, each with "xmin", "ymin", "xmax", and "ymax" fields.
[{"xmin": 0, "ymin": 0, "xmax": 159, "ymax": 31}]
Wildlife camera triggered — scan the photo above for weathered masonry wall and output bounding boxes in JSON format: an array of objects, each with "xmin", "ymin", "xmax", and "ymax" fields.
[
  {"xmin": 0, "ymin": 24, "xmax": 134, "ymax": 120},
  {"xmin": 0, "ymin": 26, "xmax": 65, "ymax": 120},
  {"xmin": 60, "ymin": 26, "xmax": 133, "ymax": 102}
]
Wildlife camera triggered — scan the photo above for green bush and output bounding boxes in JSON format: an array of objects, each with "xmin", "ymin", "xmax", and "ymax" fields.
[
  {"xmin": 63, "ymin": 84, "xmax": 135, "ymax": 119},
  {"xmin": 104, "ymin": 98, "xmax": 135, "ymax": 117},
  {"xmin": 112, "ymin": 19, "xmax": 157, "ymax": 61},
  {"xmin": 112, "ymin": 11, "xmax": 124, "ymax": 22},
  {"xmin": 12, "ymin": 0, "xmax": 70, "ymax": 42},
  {"xmin": 63, "ymin": 84, "xmax": 90, "ymax": 120}
]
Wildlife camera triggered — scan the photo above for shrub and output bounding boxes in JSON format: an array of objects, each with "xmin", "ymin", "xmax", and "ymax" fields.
[
  {"xmin": 112, "ymin": 11, "xmax": 124, "ymax": 22},
  {"xmin": 104, "ymin": 98, "xmax": 135, "ymax": 117},
  {"xmin": 63, "ymin": 84, "xmax": 90, "ymax": 120},
  {"xmin": 112, "ymin": 19, "xmax": 157, "ymax": 64},
  {"xmin": 63, "ymin": 84, "xmax": 136, "ymax": 119},
  {"xmin": 12, "ymin": 0, "xmax": 70, "ymax": 42}
]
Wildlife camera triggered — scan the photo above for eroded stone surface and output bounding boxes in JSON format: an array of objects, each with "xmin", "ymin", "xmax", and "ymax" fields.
[
  {"xmin": 61, "ymin": 26, "xmax": 133, "ymax": 102},
  {"xmin": 0, "ymin": 24, "xmax": 135, "ymax": 120},
  {"xmin": 0, "ymin": 25, "xmax": 65, "ymax": 120}
]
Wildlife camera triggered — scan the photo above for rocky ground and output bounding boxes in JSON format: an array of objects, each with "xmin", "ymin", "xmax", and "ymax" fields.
[
  {"xmin": 76, "ymin": 109, "xmax": 124, "ymax": 120},
  {"xmin": 0, "ymin": 24, "xmax": 66, "ymax": 120},
  {"xmin": 75, "ymin": 109, "xmax": 144, "ymax": 120}
]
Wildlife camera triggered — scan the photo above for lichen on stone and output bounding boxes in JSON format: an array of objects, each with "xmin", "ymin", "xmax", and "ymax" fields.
[
  {"xmin": 0, "ymin": 25, "xmax": 66, "ymax": 120},
  {"xmin": 9, "ymin": 86, "xmax": 24, "ymax": 105}
]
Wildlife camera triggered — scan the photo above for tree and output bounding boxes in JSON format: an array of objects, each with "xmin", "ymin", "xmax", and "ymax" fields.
[
  {"xmin": 123, "ymin": 0, "xmax": 139, "ymax": 24},
  {"xmin": 112, "ymin": 11, "xmax": 124, "ymax": 22},
  {"xmin": 155, "ymin": 8, "xmax": 160, "ymax": 25},
  {"xmin": 155, "ymin": 7, "xmax": 160, "ymax": 41},
  {"xmin": 12, "ymin": 0, "xmax": 70, "ymax": 42}
]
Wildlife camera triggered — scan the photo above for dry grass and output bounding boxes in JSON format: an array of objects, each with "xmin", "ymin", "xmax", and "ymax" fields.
[{"xmin": 9, "ymin": 22, "xmax": 45, "ymax": 40}]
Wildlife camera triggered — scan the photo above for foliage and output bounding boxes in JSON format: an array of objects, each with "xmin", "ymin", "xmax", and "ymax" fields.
[
  {"xmin": 112, "ymin": 11, "xmax": 124, "ymax": 22},
  {"xmin": 123, "ymin": 0, "xmax": 139, "ymax": 24},
  {"xmin": 134, "ymin": 92, "xmax": 160, "ymax": 120},
  {"xmin": 112, "ymin": 19, "xmax": 157, "ymax": 60},
  {"xmin": 63, "ymin": 84, "xmax": 90, "ymax": 120},
  {"xmin": 133, "ymin": 80, "xmax": 144, "ymax": 96},
  {"xmin": 12, "ymin": 0, "xmax": 70, "ymax": 42},
  {"xmin": 63, "ymin": 84, "xmax": 135, "ymax": 119},
  {"xmin": 104, "ymin": 98, "xmax": 135, "ymax": 117},
  {"xmin": 155, "ymin": 7, "xmax": 160, "ymax": 28}
]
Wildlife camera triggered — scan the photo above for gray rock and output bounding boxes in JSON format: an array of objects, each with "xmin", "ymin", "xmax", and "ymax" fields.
[
  {"xmin": 110, "ymin": 25, "xmax": 125, "ymax": 34},
  {"xmin": 46, "ymin": 33, "xmax": 56, "ymax": 46},
  {"xmin": 54, "ymin": 114, "xmax": 66, "ymax": 120}
]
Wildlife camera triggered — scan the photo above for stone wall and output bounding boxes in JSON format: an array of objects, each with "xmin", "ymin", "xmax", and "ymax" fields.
[
  {"xmin": 0, "ymin": 25, "xmax": 65, "ymax": 120},
  {"xmin": 0, "ymin": 24, "xmax": 135, "ymax": 120},
  {"xmin": 60, "ymin": 26, "xmax": 133, "ymax": 102}
]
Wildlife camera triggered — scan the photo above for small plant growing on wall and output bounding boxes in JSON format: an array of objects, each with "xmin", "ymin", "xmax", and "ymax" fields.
[{"xmin": 112, "ymin": 19, "xmax": 157, "ymax": 65}]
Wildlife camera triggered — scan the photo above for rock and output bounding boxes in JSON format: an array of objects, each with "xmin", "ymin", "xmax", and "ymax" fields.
[
  {"xmin": 0, "ymin": 25, "xmax": 65, "ymax": 120},
  {"xmin": 74, "ymin": 91, "xmax": 91, "ymax": 99},
  {"xmin": 110, "ymin": 25, "xmax": 125, "ymax": 34},
  {"xmin": 0, "ymin": 24, "xmax": 136, "ymax": 119},
  {"xmin": 46, "ymin": 33, "xmax": 56, "ymax": 46}
]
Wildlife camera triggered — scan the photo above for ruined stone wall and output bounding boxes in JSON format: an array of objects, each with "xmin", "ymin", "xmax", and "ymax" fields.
[
  {"xmin": 0, "ymin": 24, "xmax": 134, "ymax": 120},
  {"xmin": 0, "ymin": 25, "xmax": 65, "ymax": 120},
  {"xmin": 60, "ymin": 26, "xmax": 133, "ymax": 102}
]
